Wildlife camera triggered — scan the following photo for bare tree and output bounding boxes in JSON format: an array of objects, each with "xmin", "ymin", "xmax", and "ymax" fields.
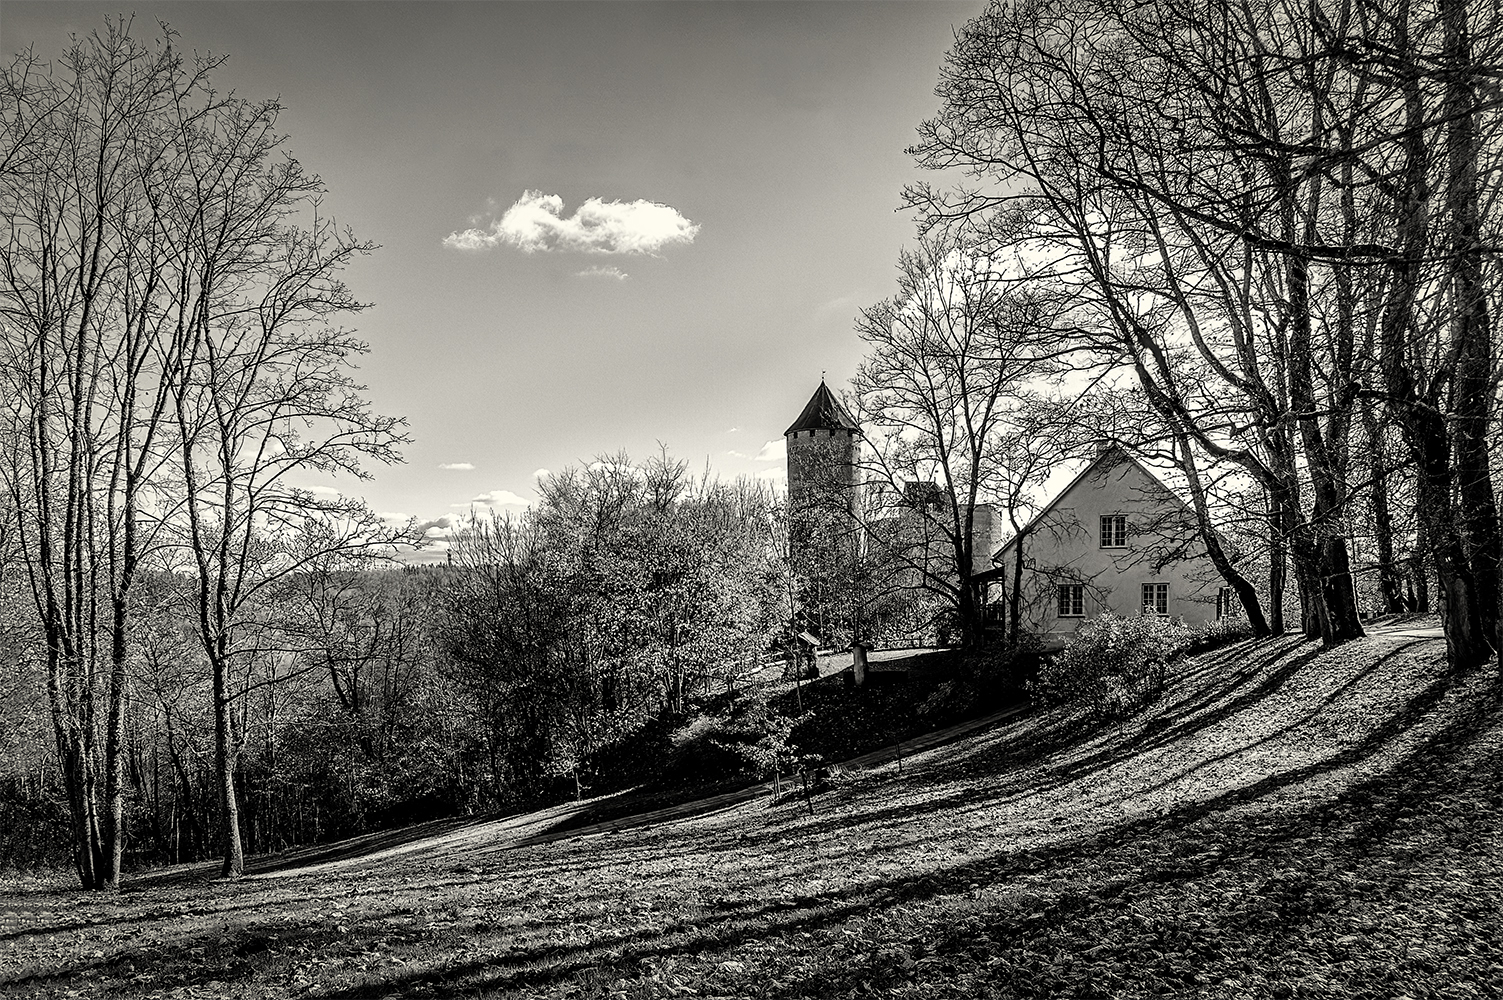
[
  {"xmin": 906, "ymin": 0, "xmax": 1503, "ymax": 660},
  {"xmin": 0, "ymin": 20, "xmax": 220, "ymax": 888},
  {"xmin": 853, "ymin": 230, "xmax": 1079, "ymax": 647},
  {"xmin": 163, "ymin": 180, "xmax": 407, "ymax": 876}
]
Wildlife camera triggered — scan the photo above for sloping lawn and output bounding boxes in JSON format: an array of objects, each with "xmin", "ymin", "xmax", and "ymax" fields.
[{"xmin": 2, "ymin": 627, "xmax": 1500, "ymax": 998}]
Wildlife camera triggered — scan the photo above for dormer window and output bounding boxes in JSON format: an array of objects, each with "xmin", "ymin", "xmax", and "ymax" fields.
[{"xmin": 1100, "ymin": 514, "xmax": 1128, "ymax": 548}]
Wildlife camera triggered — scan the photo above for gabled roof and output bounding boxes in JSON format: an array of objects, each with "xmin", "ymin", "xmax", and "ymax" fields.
[
  {"xmin": 992, "ymin": 444, "xmax": 1189, "ymax": 563},
  {"xmin": 784, "ymin": 380, "xmax": 860, "ymax": 436}
]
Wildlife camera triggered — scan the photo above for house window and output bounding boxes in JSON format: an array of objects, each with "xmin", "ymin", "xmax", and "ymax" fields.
[
  {"xmin": 1057, "ymin": 583, "xmax": 1085, "ymax": 617},
  {"xmin": 1142, "ymin": 583, "xmax": 1169, "ymax": 615},
  {"xmin": 1100, "ymin": 514, "xmax": 1128, "ymax": 548}
]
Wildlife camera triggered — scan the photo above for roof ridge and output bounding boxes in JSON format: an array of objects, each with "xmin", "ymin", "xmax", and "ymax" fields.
[{"xmin": 992, "ymin": 445, "xmax": 1190, "ymax": 561}]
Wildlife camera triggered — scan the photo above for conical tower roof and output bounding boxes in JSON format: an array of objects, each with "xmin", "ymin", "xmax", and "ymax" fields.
[{"xmin": 784, "ymin": 380, "xmax": 859, "ymax": 436}]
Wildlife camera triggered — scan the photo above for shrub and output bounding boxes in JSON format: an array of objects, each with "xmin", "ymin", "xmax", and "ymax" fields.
[
  {"xmin": 1182, "ymin": 616, "xmax": 1257, "ymax": 655},
  {"xmin": 1031, "ymin": 613, "xmax": 1193, "ymax": 718},
  {"xmin": 665, "ymin": 694, "xmax": 807, "ymax": 785},
  {"xmin": 918, "ymin": 637, "xmax": 1041, "ymax": 721},
  {"xmin": 0, "ymin": 780, "xmax": 70, "ymax": 871},
  {"xmin": 959, "ymin": 634, "xmax": 1043, "ymax": 691}
]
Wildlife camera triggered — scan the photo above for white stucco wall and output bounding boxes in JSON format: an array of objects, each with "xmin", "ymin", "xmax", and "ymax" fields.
[{"xmin": 994, "ymin": 450, "xmax": 1222, "ymax": 648}]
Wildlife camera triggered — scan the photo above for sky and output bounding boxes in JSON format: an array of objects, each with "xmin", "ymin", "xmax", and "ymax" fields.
[{"xmin": 3, "ymin": 1, "xmax": 983, "ymax": 554}]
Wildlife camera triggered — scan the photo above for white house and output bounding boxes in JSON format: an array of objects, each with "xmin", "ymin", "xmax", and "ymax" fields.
[{"xmin": 992, "ymin": 446, "xmax": 1228, "ymax": 648}]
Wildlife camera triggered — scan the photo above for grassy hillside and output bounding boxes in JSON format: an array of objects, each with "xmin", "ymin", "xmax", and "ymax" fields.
[{"xmin": 2, "ymin": 625, "xmax": 1500, "ymax": 998}]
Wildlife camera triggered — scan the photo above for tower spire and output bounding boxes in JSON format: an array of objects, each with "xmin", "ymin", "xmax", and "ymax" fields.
[{"xmin": 783, "ymin": 381, "xmax": 859, "ymax": 437}]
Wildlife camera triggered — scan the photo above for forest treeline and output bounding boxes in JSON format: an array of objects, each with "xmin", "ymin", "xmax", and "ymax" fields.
[{"xmin": 1, "ymin": 449, "xmax": 789, "ymax": 881}]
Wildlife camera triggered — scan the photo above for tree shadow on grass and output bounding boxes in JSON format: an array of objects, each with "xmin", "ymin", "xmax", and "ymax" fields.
[
  {"xmin": 913, "ymin": 636, "xmax": 1380, "ymax": 810},
  {"xmin": 295, "ymin": 670, "xmax": 1491, "ymax": 1000},
  {"xmin": 1091, "ymin": 639, "xmax": 1436, "ymax": 809},
  {"xmin": 111, "ymin": 811, "xmax": 522, "ymax": 892},
  {"xmin": 713, "ymin": 653, "xmax": 1459, "ymax": 859},
  {"xmin": 11, "ymin": 639, "xmax": 1489, "ymax": 999}
]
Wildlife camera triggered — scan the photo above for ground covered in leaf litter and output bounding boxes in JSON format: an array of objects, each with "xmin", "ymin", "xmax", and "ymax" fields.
[{"xmin": 3, "ymin": 624, "xmax": 1501, "ymax": 999}]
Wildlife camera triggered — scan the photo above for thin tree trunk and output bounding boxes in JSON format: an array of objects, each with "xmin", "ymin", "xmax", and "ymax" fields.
[
  {"xmin": 1361, "ymin": 400, "xmax": 1406, "ymax": 614},
  {"xmin": 1268, "ymin": 489, "xmax": 1287, "ymax": 635},
  {"xmin": 1410, "ymin": 513, "xmax": 1432, "ymax": 612},
  {"xmin": 1008, "ymin": 528, "xmax": 1026, "ymax": 645},
  {"xmin": 99, "ymin": 614, "xmax": 128, "ymax": 890},
  {"xmin": 1174, "ymin": 432, "xmax": 1271, "ymax": 636},
  {"xmin": 213, "ymin": 646, "xmax": 245, "ymax": 877}
]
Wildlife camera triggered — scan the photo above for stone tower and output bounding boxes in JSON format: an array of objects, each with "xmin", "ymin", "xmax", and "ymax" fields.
[{"xmin": 784, "ymin": 381, "xmax": 861, "ymax": 567}]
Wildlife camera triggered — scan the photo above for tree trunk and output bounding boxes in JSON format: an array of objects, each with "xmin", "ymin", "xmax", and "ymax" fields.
[
  {"xmin": 1441, "ymin": 0, "xmax": 1502, "ymax": 663},
  {"xmin": 1285, "ymin": 247, "xmax": 1363, "ymax": 645},
  {"xmin": 1267, "ymin": 489, "xmax": 1287, "ymax": 635},
  {"xmin": 213, "ymin": 648, "xmax": 245, "ymax": 877},
  {"xmin": 1292, "ymin": 529, "xmax": 1328, "ymax": 641},
  {"xmin": 956, "ymin": 573, "xmax": 985, "ymax": 648},
  {"xmin": 1361, "ymin": 400, "xmax": 1406, "ymax": 615},
  {"xmin": 99, "ymin": 650, "xmax": 127, "ymax": 889},
  {"xmin": 1415, "ymin": 421, "xmax": 1491, "ymax": 669},
  {"xmin": 1379, "ymin": 0, "xmax": 1492, "ymax": 670},
  {"xmin": 1008, "ymin": 528, "xmax": 1026, "ymax": 645},
  {"xmin": 1173, "ymin": 432, "xmax": 1271, "ymax": 637}
]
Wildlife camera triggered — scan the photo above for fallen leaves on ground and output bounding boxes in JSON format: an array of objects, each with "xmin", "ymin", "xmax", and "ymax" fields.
[{"xmin": 3, "ymin": 624, "xmax": 1500, "ymax": 999}]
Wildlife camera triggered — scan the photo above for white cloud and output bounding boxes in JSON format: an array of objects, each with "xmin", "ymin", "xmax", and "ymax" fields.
[
  {"xmin": 469, "ymin": 489, "xmax": 529, "ymax": 507},
  {"xmin": 818, "ymin": 293, "xmax": 858, "ymax": 316},
  {"xmin": 414, "ymin": 514, "xmax": 460, "ymax": 539},
  {"xmin": 443, "ymin": 190, "xmax": 700, "ymax": 255},
  {"xmin": 756, "ymin": 467, "xmax": 787, "ymax": 481},
  {"xmin": 532, "ymin": 468, "xmax": 550, "ymax": 480},
  {"xmin": 588, "ymin": 460, "xmax": 643, "ymax": 479},
  {"xmin": 304, "ymin": 484, "xmax": 340, "ymax": 495},
  {"xmin": 727, "ymin": 450, "xmax": 752, "ymax": 460},
  {"xmin": 754, "ymin": 439, "xmax": 786, "ymax": 462},
  {"xmin": 438, "ymin": 462, "xmax": 475, "ymax": 471},
  {"xmin": 727, "ymin": 427, "xmax": 739, "ymax": 433},
  {"xmin": 578, "ymin": 265, "xmax": 629, "ymax": 280}
]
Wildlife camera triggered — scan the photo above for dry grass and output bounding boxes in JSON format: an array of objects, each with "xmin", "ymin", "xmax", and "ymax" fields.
[{"xmin": 3, "ymin": 624, "xmax": 1500, "ymax": 998}]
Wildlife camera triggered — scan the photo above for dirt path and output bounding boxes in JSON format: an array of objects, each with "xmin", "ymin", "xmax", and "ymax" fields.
[
  {"xmin": 1363, "ymin": 614, "xmax": 1445, "ymax": 640},
  {"xmin": 1367, "ymin": 624, "xmax": 1445, "ymax": 639}
]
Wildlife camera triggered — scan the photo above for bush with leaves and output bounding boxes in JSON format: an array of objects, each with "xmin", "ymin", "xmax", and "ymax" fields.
[
  {"xmin": 665, "ymin": 694, "xmax": 810, "ymax": 786},
  {"xmin": 918, "ymin": 637, "xmax": 1041, "ymax": 721},
  {"xmin": 1032, "ymin": 614, "xmax": 1194, "ymax": 718},
  {"xmin": 1181, "ymin": 616, "xmax": 1257, "ymax": 656}
]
